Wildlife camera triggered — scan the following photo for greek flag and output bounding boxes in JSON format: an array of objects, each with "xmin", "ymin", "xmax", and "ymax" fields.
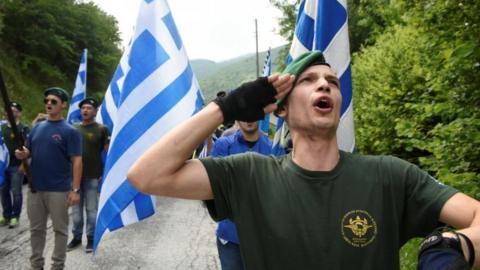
[
  {"xmin": 97, "ymin": 40, "xmax": 133, "ymax": 132},
  {"xmin": 259, "ymin": 48, "xmax": 272, "ymax": 134},
  {"xmin": 0, "ymin": 130, "xmax": 9, "ymax": 187},
  {"xmin": 272, "ymin": 0, "xmax": 355, "ymax": 152},
  {"xmin": 94, "ymin": 0, "xmax": 204, "ymax": 251},
  {"xmin": 67, "ymin": 49, "xmax": 87, "ymax": 124}
]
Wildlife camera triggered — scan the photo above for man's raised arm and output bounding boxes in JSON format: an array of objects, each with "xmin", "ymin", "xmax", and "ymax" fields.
[{"xmin": 127, "ymin": 74, "xmax": 294, "ymax": 201}]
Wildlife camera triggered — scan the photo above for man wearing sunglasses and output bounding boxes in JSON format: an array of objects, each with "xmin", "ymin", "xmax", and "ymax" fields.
[{"xmin": 15, "ymin": 87, "xmax": 82, "ymax": 270}]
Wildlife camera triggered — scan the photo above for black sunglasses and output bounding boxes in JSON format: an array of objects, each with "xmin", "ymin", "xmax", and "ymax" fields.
[{"xmin": 43, "ymin": 98, "xmax": 59, "ymax": 105}]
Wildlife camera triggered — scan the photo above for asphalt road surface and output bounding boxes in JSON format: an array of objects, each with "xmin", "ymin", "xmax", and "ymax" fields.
[{"xmin": 0, "ymin": 188, "xmax": 220, "ymax": 270}]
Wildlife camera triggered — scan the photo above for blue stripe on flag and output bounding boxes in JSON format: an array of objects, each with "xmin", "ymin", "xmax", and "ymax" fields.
[
  {"xmin": 316, "ymin": 0, "xmax": 347, "ymax": 51},
  {"xmin": 295, "ymin": 7, "xmax": 315, "ymax": 49},
  {"xmin": 103, "ymin": 65, "xmax": 194, "ymax": 179},
  {"xmin": 339, "ymin": 66, "xmax": 352, "ymax": 114},
  {"xmin": 100, "ymin": 105, "xmax": 114, "ymax": 132},
  {"xmin": 68, "ymin": 111, "xmax": 81, "ymax": 123},
  {"xmin": 111, "ymin": 67, "xmax": 124, "ymax": 107},
  {"xmin": 120, "ymin": 30, "xmax": 170, "ymax": 105},
  {"xmin": 194, "ymin": 90, "xmax": 204, "ymax": 115},
  {"xmin": 134, "ymin": 193, "xmax": 155, "ymax": 219},
  {"xmin": 79, "ymin": 71, "xmax": 86, "ymax": 85},
  {"xmin": 71, "ymin": 93, "xmax": 85, "ymax": 104},
  {"xmin": 162, "ymin": 13, "xmax": 182, "ymax": 50},
  {"xmin": 95, "ymin": 180, "xmax": 138, "ymax": 240}
]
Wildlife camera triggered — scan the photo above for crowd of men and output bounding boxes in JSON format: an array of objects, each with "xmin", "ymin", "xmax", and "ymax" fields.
[
  {"xmin": 1, "ymin": 50, "xmax": 479, "ymax": 270},
  {"xmin": 0, "ymin": 88, "xmax": 109, "ymax": 270}
]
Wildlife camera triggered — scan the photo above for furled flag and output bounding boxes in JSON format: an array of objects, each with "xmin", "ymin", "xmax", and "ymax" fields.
[
  {"xmin": 0, "ymin": 130, "xmax": 9, "ymax": 187},
  {"xmin": 94, "ymin": 0, "xmax": 204, "ymax": 251},
  {"xmin": 272, "ymin": 0, "xmax": 355, "ymax": 153},
  {"xmin": 67, "ymin": 49, "xmax": 87, "ymax": 124},
  {"xmin": 259, "ymin": 48, "xmax": 272, "ymax": 134}
]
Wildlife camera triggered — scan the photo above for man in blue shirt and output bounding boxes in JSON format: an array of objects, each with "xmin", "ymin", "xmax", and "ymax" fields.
[
  {"xmin": 210, "ymin": 120, "xmax": 277, "ymax": 270},
  {"xmin": 16, "ymin": 87, "xmax": 82, "ymax": 270}
]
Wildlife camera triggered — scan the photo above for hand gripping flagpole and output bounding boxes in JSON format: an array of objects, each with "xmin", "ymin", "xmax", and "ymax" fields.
[{"xmin": 0, "ymin": 70, "xmax": 34, "ymax": 192}]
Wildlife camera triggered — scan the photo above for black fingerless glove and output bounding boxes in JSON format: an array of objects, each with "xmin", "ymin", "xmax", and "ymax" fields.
[{"xmin": 213, "ymin": 77, "xmax": 276, "ymax": 123}]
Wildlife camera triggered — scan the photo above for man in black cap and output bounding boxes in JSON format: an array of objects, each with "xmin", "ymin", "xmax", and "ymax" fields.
[
  {"xmin": 15, "ymin": 87, "xmax": 82, "ymax": 270},
  {"xmin": 0, "ymin": 102, "xmax": 29, "ymax": 228},
  {"xmin": 67, "ymin": 97, "xmax": 109, "ymax": 253},
  {"xmin": 127, "ymin": 51, "xmax": 479, "ymax": 269}
]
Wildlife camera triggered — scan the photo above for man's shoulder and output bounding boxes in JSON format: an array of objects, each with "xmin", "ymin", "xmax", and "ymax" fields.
[{"xmin": 215, "ymin": 133, "xmax": 236, "ymax": 145}]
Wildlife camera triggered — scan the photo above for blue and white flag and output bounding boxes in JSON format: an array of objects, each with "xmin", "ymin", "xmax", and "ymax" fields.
[
  {"xmin": 94, "ymin": 0, "xmax": 204, "ymax": 251},
  {"xmin": 67, "ymin": 49, "xmax": 87, "ymax": 124},
  {"xmin": 259, "ymin": 48, "xmax": 272, "ymax": 134},
  {"xmin": 97, "ymin": 39, "xmax": 133, "ymax": 132},
  {"xmin": 0, "ymin": 131, "xmax": 9, "ymax": 187},
  {"xmin": 273, "ymin": 0, "xmax": 355, "ymax": 153}
]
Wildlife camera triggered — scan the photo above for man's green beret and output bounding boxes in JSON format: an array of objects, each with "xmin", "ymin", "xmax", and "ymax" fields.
[
  {"xmin": 44, "ymin": 87, "xmax": 69, "ymax": 102},
  {"xmin": 276, "ymin": 51, "xmax": 330, "ymax": 111},
  {"xmin": 79, "ymin": 97, "xmax": 99, "ymax": 108}
]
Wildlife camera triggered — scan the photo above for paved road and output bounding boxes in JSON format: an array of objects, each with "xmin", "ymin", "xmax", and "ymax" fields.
[{"xmin": 0, "ymin": 188, "xmax": 220, "ymax": 270}]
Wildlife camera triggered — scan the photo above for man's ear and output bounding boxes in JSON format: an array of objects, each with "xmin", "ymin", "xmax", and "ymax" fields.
[
  {"xmin": 276, "ymin": 104, "xmax": 288, "ymax": 118},
  {"xmin": 61, "ymin": 101, "xmax": 67, "ymax": 109}
]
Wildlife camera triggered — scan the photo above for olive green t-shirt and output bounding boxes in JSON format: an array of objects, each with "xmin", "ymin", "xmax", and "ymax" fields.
[
  {"xmin": 200, "ymin": 151, "xmax": 457, "ymax": 270},
  {"xmin": 75, "ymin": 122, "xmax": 110, "ymax": 179}
]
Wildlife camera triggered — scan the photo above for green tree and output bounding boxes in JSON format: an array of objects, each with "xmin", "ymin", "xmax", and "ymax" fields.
[{"xmin": 0, "ymin": 0, "xmax": 121, "ymax": 120}]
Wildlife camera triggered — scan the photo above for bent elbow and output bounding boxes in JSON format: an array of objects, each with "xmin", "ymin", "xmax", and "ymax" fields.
[{"xmin": 127, "ymin": 167, "xmax": 148, "ymax": 193}]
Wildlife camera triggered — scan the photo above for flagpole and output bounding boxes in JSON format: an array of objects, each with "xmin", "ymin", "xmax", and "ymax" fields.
[{"xmin": 255, "ymin": 18, "xmax": 259, "ymax": 78}]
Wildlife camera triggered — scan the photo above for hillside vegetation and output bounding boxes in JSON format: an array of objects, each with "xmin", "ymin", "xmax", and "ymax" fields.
[
  {"xmin": 0, "ymin": 0, "xmax": 121, "ymax": 120},
  {"xmin": 192, "ymin": 46, "xmax": 286, "ymax": 102}
]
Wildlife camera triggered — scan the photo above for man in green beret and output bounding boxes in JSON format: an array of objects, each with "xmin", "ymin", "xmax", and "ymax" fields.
[
  {"xmin": 0, "ymin": 101, "xmax": 29, "ymax": 228},
  {"xmin": 16, "ymin": 87, "xmax": 82, "ymax": 270},
  {"xmin": 127, "ymin": 51, "xmax": 479, "ymax": 269},
  {"xmin": 67, "ymin": 97, "xmax": 109, "ymax": 253}
]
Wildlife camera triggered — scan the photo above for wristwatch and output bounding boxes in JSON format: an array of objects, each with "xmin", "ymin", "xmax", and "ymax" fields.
[{"xmin": 71, "ymin": 188, "xmax": 80, "ymax": 194}]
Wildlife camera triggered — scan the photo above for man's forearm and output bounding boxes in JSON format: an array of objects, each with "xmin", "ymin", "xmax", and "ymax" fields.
[
  {"xmin": 128, "ymin": 102, "xmax": 223, "ymax": 191},
  {"xmin": 72, "ymin": 157, "xmax": 82, "ymax": 189}
]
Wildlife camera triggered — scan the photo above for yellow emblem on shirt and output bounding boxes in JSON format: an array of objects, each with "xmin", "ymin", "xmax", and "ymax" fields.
[{"xmin": 341, "ymin": 210, "xmax": 377, "ymax": 247}]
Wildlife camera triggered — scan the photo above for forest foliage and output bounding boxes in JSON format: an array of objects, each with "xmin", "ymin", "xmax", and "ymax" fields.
[
  {"xmin": 270, "ymin": 0, "xmax": 480, "ymax": 200},
  {"xmin": 0, "ymin": 0, "xmax": 121, "ymax": 120}
]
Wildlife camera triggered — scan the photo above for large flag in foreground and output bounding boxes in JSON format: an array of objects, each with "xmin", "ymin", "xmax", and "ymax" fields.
[
  {"xmin": 273, "ymin": 0, "xmax": 355, "ymax": 152},
  {"xmin": 67, "ymin": 49, "xmax": 87, "ymax": 124},
  {"xmin": 0, "ymin": 130, "xmax": 9, "ymax": 187},
  {"xmin": 95, "ymin": 0, "xmax": 204, "ymax": 251},
  {"xmin": 259, "ymin": 48, "xmax": 272, "ymax": 134},
  {"xmin": 97, "ymin": 40, "xmax": 133, "ymax": 132}
]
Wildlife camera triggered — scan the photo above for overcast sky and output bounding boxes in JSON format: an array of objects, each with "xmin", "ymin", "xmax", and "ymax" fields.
[{"xmin": 91, "ymin": 0, "xmax": 288, "ymax": 62}]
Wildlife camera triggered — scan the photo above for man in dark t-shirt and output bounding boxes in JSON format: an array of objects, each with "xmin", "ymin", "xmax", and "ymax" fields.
[
  {"xmin": 16, "ymin": 87, "xmax": 82, "ymax": 270},
  {"xmin": 0, "ymin": 102, "xmax": 29, "ymax": 228},
  {"xmin": 128, "ymin": 51, "xmax": 480, "ymax": 269},
  {"xmin": 67, "ymin": 97, "xmax": 109, "ymax": 253}
]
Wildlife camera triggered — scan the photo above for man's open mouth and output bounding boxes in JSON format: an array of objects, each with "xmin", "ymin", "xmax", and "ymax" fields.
[{"xmin": 314, "ymin": 97, "xmax": 333, "ymax": 110}]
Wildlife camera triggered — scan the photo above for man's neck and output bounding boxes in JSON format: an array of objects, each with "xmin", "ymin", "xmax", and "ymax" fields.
[
  {"xmin": 241, "ymin": 130, "xmax": 260, "ymax": 143},
  {"xmin": 47, "ymin": 113, "xmax": 63, "ymax": 121},
  {"xmin": 291, "ymin": 132, "xmax": 340, "ymax": 171},
  {"xmin": 82, "ymin": 119, "xmax": 95, "ymax": 126}
]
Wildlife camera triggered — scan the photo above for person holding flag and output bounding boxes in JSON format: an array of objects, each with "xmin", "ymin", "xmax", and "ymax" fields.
[
  {"xmin": 128, "ymin": 51, "xmax": 479, "ymax": 269},
  {"xmin": 0, "ymin": 102, "xmax": 29, "ymax": 228}
]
